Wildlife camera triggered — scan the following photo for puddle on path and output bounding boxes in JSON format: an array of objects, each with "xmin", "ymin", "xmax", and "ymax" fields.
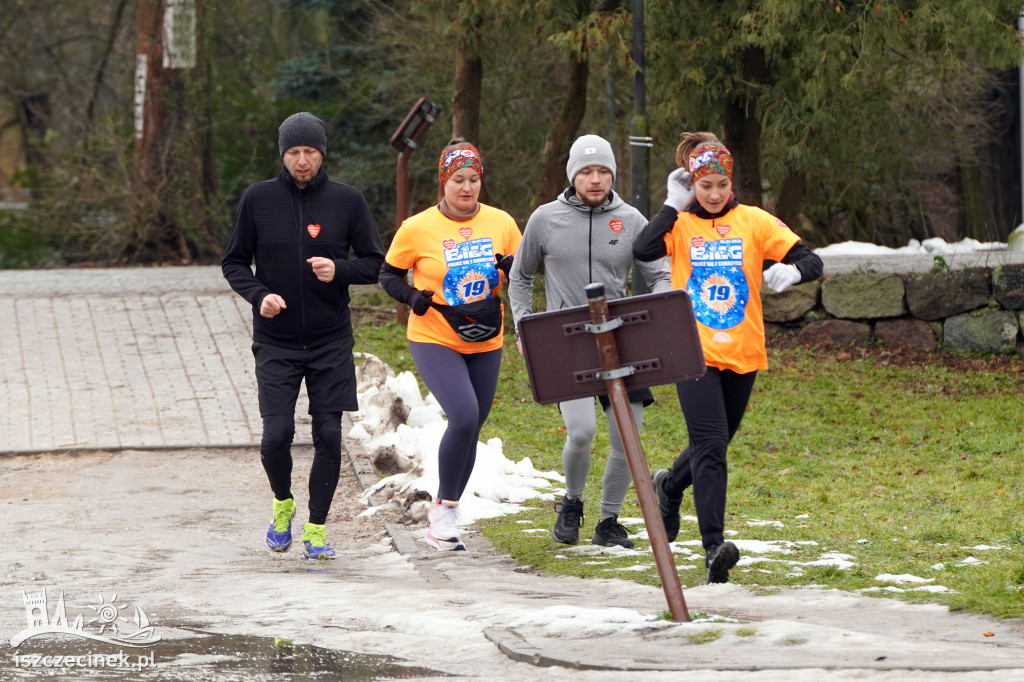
[{"xmin": 6, "ymin": 630, "xmax": 448, "ymax": 680}]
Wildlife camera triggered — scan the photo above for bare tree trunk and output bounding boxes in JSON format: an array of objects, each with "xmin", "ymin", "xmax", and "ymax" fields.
[
  {"xmin": 723, "ymin": 46, "xmax": 765, "ymax": 208},
  {"xmin": 533, "ymin": 52, "xmax": 589, "ymax": 208},
  {"xmin": 131, "ymin": 0, "xmax": 167, "ymax": 261},
  {"xmin": 132, "ymin": 0, "xmax": 194, "ymax": 263},
  {"xmin": 135, "ymin": 0, "xmax": 164, "ymax": 186},
  {"xmin": 85, "ymin": 0, "xmax": 129, "ymax": 130},
  {"xmin": 190, "ymin": 1, "xmax": 223, "ymax": 258},
  {"xmin": 452, "ymin": 41, "xmax": 482, "ymax": 145},
  {"xmin": 774, "ymin": 172, "xmax": 806, "ymax": 239},
  {"xmin": 451, "ymin": 17, "xmax": 484, "ymax": 203}
]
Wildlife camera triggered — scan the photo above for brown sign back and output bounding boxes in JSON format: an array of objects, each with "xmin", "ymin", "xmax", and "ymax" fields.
[{"xmin": 518, "ymin": 290, "xmax": 706, "ymax": 405}]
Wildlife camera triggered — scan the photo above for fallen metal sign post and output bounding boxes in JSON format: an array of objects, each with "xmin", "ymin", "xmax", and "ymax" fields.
[{"xmin": 518, "ymin": 285, "xmax": 706, "ymax": 622}]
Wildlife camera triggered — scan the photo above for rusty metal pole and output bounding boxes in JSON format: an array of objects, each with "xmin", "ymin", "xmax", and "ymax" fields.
[
  {"xmin": 585, "ymin": 283, "xmax": 690, "ymax": 622},
  {"xmin": 390, "ymin": 98, "xmax": 442, "ymax": 324},
  {"xmin": 395, "ymin": 147, "xmax": 412, "ymax": 324}
]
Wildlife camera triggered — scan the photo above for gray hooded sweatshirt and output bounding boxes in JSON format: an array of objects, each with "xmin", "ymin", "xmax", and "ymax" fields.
[{"xmin": 509, "ymin": 188, "xmax": 671, "ymax": 333}]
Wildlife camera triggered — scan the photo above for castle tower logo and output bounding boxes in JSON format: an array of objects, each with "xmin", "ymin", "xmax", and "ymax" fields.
[{"xmin": 11, "ymin": 589, "xmax": 161, "ymax": 647}]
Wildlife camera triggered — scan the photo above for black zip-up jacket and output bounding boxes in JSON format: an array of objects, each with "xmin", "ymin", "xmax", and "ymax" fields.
[{"xmin": 222, "ymin": 167, "xmax": 384, "ymax": 349}]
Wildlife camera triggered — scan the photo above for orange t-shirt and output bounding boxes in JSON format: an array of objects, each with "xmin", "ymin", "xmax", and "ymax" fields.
[
  {"xmin": 662, "ymin": 204, "xmax": 800, "ymax": 373},
  {"xmin": 385, "ymin": 204, "xmax": 522, "ymax": 354}
]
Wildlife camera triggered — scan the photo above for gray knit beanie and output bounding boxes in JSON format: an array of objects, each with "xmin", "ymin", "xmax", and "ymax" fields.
[
  {"xmin": 566, "ymin": 134, "xmax": 616, "ymax": 183},
  {"xmin": 278, "ymin": 112, "xmax": 327, "ymax": 157}
]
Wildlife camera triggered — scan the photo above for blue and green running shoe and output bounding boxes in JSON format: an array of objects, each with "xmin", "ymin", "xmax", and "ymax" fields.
[
  {"xmin": 266, "ymin": 497, "xmax": 296, "ymax": 552},
  {"xmin": 301, "ymin": 523, "xmax": 336, "ymax": 560}
]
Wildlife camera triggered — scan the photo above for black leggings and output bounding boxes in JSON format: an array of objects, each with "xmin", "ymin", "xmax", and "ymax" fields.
[
  {"xmin": 261, "ymin": 412, "xmax": 342, "ymax": 525},
  {"xmin": 664, "ymin": 367, "xmax": 757, "ymax": 550},
  {"xmin": 409, "ymin": 341, "xmax": 502, "ymax": 502}
]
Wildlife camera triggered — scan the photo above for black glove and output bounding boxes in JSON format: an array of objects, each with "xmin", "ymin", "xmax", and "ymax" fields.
[
  {"xmin": 495, "ymin": 253, "xmax": 514, "ymax": 277},
  {"xmin": 408, "ymin": 289, "xmax": 434, "ymax": 316}
]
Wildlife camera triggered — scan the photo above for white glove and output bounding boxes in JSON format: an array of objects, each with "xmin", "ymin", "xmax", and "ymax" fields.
[
  {"xmin": 664, "ymin": 168, "xmax": 694, "ymax": 211},
  {"xmin": 763, "ymin": 263, "xmax": 801, "ymax": 293}
]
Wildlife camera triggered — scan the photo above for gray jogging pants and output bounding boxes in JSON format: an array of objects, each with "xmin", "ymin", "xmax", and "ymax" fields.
[{"xmin": 559, "ymin": 397, "xmax": 644, "ymax": 519}]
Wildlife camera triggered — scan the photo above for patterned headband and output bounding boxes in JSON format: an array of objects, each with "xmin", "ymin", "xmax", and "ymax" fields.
[
  {"xmin": 689, "ymin": 144, "xmax": 734, "ymax": 180},
  {"xmin": 438, "ymin": 144, "xmax": 483, "ymax": 187}
]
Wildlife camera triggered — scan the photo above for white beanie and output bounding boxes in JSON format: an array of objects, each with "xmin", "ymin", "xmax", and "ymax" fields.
[{"xmin": 566, "ymin": 134, "xmax": 616, "ymax": 183}]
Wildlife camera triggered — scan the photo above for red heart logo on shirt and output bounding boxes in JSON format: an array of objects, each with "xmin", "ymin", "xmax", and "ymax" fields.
[
  {"xmin": 609, "ymin": 219, "xmax": 623, "ymax": 234},
  {"xmin": 307, "ymin": 224, "xmax": 321, "ymax": 238},
  {"xmin": 715, "ymin": 224, "xmax": 731, "ymax": 236},
  {"xmin": 442, "ymin": 238, "xmax": 456, "ymax": 250},
  {"xmin": 690, "ymin": 235, "xmax": 705, "ymax": 248},
  {"xmin": 459, "ymin": 227, "xmax": 473, "ymax": 239}
]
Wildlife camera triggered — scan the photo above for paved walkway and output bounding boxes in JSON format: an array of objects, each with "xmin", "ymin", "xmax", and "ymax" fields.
[
  {"xmin": 3, "ymin": 265, "xmax": 1024, "ymax": 680},
  {"xmin": 0, "ymin": 267, "xmax": 290, "ymax": 452}
]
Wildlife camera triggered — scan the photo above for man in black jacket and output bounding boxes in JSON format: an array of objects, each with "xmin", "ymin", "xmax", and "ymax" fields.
[{"xmin": 222, "ymin": 112, "xmax": 384, "ymax": 560}]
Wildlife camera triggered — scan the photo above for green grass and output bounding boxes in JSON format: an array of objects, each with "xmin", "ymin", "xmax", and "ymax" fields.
[
  {"xmin": 0, "ymin": 211, "xmax": 63, "ymax": 269},
  {"xmin": 351, "ymin": 285, "xmax": 1024, "ymax": 619},
  {"xmin": 686, "ymin": 629, "xmax": 724, "ymax": 644}
]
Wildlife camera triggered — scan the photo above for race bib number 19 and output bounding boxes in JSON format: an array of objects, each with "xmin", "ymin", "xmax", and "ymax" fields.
[
  {"xmin": 687, "ymin": 238, "xmax": 748, "ymax": 330},
  {"xmin": 443, "ymin": 238, "xmax": 497, "ymax": 305}
]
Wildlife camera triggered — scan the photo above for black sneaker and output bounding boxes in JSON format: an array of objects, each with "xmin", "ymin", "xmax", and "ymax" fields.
[
  {"xmin": 591, "ymin": 515, "xmax": 635, "ymax": 549},
  {"xmin": 652, "ymin": 468, "xmax": 682, "ymax": 542},
  {"xmin": 551, "ymin": 495, "xmax": 584, "ymax": 545},
  {"xmin": 706, "ymin": 541, "xmax": 740, "ymax": 584}
]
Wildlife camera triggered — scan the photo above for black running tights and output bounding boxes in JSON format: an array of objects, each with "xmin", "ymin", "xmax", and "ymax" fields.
[{"xmin": 260, "ymin": 411, "xmax": 342, "ymax": 525}]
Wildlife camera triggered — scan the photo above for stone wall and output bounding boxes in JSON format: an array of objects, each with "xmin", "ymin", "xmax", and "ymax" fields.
[{"xmin": 762, "ymin": 264, "xmax": 1024, "ymax": 354}]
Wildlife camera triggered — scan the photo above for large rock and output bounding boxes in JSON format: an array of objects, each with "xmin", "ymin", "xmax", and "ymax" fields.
[
  {"xmin": 943, "ymin": 310, "xmax": 1019, "ymax": 353},
  {"xmin": 821, "ymin": 274, "xmax": 906, "ymax": 320},
  {"xmin": 905, "ymin": 268, "xmax": 989, "ymax": 320},
  {"xmin": 762, "ymin": 281, "xmax": 820, "ymax": 323},
  {"xmin": 992, "ymin": 264, "xmax": 1024, "ymax": 310},
  {"xmin": 874, "ymin": 318, "xmax": 937, "ymax": 349},
  {"xmin": 797, "ymin": 319, "xmax": 872, "ymax": 346}
]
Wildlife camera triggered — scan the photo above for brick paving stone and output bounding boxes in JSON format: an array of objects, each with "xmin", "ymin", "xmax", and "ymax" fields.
[{"xmin": 0, "ymin": 266, "xmax": 272, "ymax": 453}]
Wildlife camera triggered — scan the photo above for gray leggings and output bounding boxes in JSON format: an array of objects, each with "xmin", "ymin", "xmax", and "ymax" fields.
[
  {"xmin": 559, "ymin": 397, "xmax": 644, "ymax": 519},
  {"xmin": 409, "ymin": 341, "xmax": 502, "ymax": 502}
]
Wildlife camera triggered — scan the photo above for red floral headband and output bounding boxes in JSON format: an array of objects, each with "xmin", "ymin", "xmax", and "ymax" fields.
[
  {"xmin": 689, "ymin": 144, "xmax": 734, "ymax": 180},
  {"xmin": 439, "ymin": 144, "xmax": 483, "ymax": 186}
]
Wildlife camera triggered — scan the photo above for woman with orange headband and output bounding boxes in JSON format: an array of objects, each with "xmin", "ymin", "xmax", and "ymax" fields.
[
  {"xmin": 633, "ymin": 132, "xmax": 822, "ymax": 583},
  {"xmin": 379, "ymin": 138, "xmax": 521, "ymax": 551}
]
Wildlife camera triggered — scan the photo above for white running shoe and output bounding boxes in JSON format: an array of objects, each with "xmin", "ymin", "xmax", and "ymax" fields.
[{"xmin": 425, "ymin": 499, "xmax": 465, "ymax": 551}]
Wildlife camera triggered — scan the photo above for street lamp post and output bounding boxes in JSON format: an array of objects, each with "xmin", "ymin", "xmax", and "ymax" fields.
[{"xmin": 629, "ymin": 0, "xmax": 654, "ymax": 294}]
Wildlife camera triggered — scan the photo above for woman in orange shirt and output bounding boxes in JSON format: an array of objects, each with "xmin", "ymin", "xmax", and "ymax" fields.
[
  {"xmin": 379, "ymin": 139, "xmax": 521, "ymax": 551},
  {"xmin": 633, "ymin": 132, "xmax": 822, "ymax": 583}
]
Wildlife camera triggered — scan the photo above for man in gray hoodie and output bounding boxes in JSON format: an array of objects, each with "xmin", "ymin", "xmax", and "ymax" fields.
[{"xmin": 508, "ymin": 134, "xmax": 671, "ymax": 548}]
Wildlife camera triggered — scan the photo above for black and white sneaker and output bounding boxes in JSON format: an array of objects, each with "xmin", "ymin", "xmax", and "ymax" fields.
[
  {"xmin": 652, "ymin": 468, "xmax": 682, "ymax": 542},
  {"xmin": 551, "ymin": 495, "xmax": 584, "ymax": 545},
  {"xmin": 591, "ymin": 515, "xmax": 635, "ymax": 549},
  {"xmin": 706, "ymin": 541, "xmax": 740, "ymax": 584}
]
